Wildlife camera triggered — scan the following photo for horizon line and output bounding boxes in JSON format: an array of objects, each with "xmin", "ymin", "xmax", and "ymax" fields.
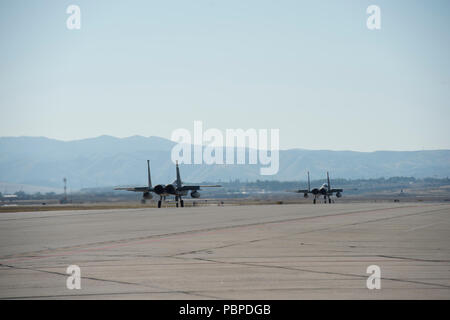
[{"xmin": 0, "ymin": 134, "xmax": 449, "ymax": 153}]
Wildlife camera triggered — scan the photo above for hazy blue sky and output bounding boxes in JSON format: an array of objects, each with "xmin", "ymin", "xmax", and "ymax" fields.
[{"xmin": 1, "ymin": 0, "xmax": 449, "ymax": 151}]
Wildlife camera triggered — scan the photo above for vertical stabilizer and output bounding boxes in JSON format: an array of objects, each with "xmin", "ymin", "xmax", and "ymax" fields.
[
  {"xmin": 327, "ymin": 171, "xmax": 331, "ymax": 191},
  {"xmin": 147, "ymin": 160, "xmax": 152, "ymax": 189},
  {"xmin": 176, "ymin": 161, "xmax": 182, "ymax": 188},
  {"xmin": 307, "ymin": 171, "xmax": 311, "ymax": 192}
]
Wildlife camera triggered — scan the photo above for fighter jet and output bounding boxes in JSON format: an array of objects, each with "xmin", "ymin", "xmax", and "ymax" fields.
[
  {"xmin": 114, "ymin": 160, "xmax": 221, "ymax": 208},
  {"xmin": 296, "ymin": 171, "xmax": 343, "ymax": 204}
]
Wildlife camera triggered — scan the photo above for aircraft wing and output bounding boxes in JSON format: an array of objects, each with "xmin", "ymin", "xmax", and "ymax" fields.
[
  {"xmin": 114, "ymin": 187, "xmax": 152, "ymax": 192},
  {"xmin": 295, "ymin": 189, "xmax": 311, "ymax": 193},
  {"xmin": 179, "ymin": 185, "xmax": 221, "ymax": 191}
]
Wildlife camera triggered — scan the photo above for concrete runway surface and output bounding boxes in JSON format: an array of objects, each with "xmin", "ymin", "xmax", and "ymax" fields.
[{"xmin": 0, "ymin": 202, "xmax": 449, "ymax": 299}]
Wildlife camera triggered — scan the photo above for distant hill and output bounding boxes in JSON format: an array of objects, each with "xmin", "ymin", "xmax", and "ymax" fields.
[{"xmin": 0, "ymin": 136, "xmax": 449, "ymax": 190}]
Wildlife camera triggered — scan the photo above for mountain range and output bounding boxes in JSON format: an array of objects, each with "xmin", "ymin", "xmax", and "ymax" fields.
[{"xmin": 0, "ymin": 135, "xmax": 449, "ymax": 191}]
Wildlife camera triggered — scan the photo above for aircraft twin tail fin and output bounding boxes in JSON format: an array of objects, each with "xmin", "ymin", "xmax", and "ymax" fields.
[
  {"xmin": 147, "ymin": 160, "xmax": 152, "ymax": 189},
  {"xmin": 307, "ymin": 171, "xmax": 311, "ymax": 192},
  {"xmin": 176, "ymin": 161, "xmax": 182, "ymax": 188},
  {"xmin": 327, "ymin": 171, "xmax": 331, "ymax": 191}
]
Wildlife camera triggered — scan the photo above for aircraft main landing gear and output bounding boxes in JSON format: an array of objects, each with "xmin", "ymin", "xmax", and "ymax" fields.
[{"xmin": 175, "ymin": 195, "xmax": 184, "ymax": 208}]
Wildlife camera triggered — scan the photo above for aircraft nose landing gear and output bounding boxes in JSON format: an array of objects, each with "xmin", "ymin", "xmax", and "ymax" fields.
[{"xmin": 158, "ymin": 197, "xmax": 162, "ymax": 208}]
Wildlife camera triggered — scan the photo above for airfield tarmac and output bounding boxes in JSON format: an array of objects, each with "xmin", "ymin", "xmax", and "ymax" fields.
[{"xmin": 0, "ymin": 202, "xmax": 449, "ymax": 299}]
